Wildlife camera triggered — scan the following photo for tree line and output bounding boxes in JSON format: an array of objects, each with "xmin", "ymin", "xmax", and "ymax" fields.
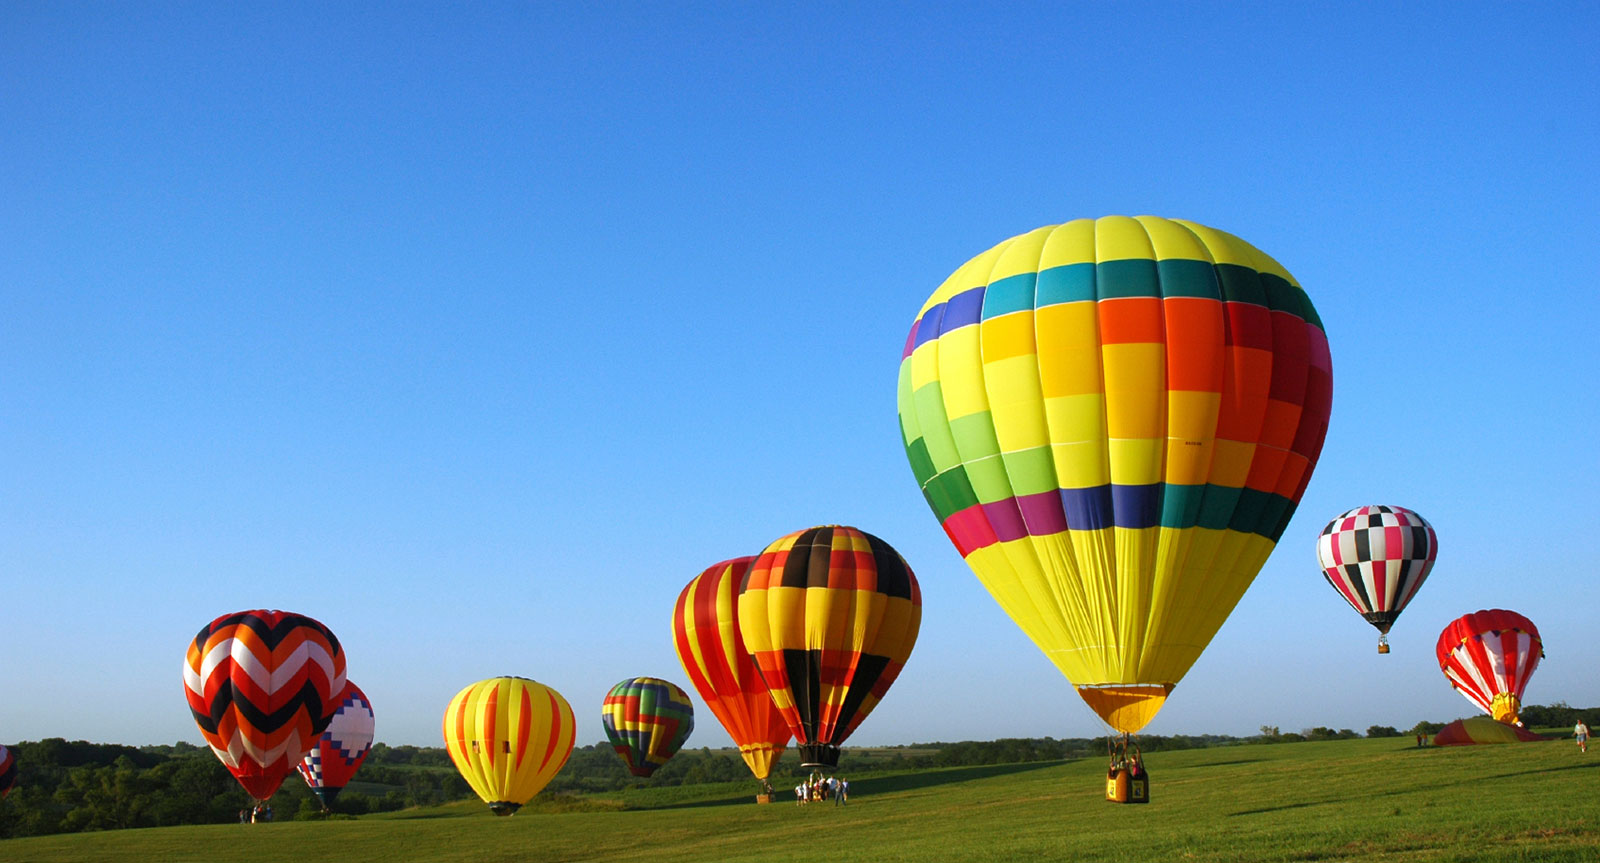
[{"xmin": 5, "ymin": 703, "xmax": 1594, "ymax": 839}]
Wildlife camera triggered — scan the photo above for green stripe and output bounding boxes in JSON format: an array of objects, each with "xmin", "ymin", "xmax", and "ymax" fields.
[
  {"xmin": 911, "ymin": 381, "xmax": 962, "ymax": 473},
  {"xmin": 1000, "ymin": 446, "xmax": 1057, "ymax": 497},
  {"xmin": 964, "ymin": 454, "xmax": 1015, "ymax": 504},
  {"xmin": 1158, "ymin": 483, "xmax": 1207, "ymax": 529},
  {"xmin": 1156, "ymin": 259, "xmax": 1222, "ymax": 300},
  {"xmin": 1096, "ymin": 258, "xmax": 1161, "ymax": 299},
  {"xmin": 903, "ymin": 438, "xmax": 936, "ymax": 488},
  {"xmin": 924, "ymin": 466, "xmax": 979, "ymax": 520},
  {"xmin": 1215, "ymin": 263, "xmax": 1268, "ymax": 307},
  {"xmin": 948, "ymin": 412, "xmax": 1001, "ymax": 460}
]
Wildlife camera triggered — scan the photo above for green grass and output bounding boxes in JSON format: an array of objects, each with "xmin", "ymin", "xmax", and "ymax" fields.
[{"xmin": 4, "ymin": 737, "xmax": 1595, "ymax": 862}]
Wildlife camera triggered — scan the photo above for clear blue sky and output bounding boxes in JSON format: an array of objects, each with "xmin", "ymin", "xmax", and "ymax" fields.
[{"xmin": 3, "ymin": 3, "xmax": 1596, "ymax": 750}]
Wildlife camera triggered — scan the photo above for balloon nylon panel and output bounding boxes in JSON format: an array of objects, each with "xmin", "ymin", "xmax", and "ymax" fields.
[
  {"xmin": 899, "ymin": 216, "xmax": 1332, "ymax": 732},
  {"xmin": 673, "ymin": 558, "xmax": 791, "ymax": 781},
  {"xmin": 443, "ymin": 677, "xmax": 575, "ymax": 810}
]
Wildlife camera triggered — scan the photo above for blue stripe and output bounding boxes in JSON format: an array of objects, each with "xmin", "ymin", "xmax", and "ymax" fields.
[
  {"xmin": 912, "ymin": 302, "xmax": 946, "ymax": 350},
  {"xmin": 1059, "ymin": 484, "xmax": 1164, "ymax": 530},
  {"xmin": 1037, "ymin": 262, "xmax": 1096, "ymax": 307},
  {"xmin": 939, "ymin": 286, "xmax": 985, "ymax": 334},
  {"xmin": 981, "ymin": 272, "xmax": 1036, "ymax": 319}
]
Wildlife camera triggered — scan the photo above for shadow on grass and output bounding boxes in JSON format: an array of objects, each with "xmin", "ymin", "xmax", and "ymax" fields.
[
  {"xmin": 1229, "ymin": 757, "xmax": 1598, "ymax": 817},
  {"xmin": 1177, "ymin": 759, "xmax": 1265, "ymax": 769},
  {"xmin": 641, "ymin": 760, "xmax": 1072, "ymax": 811}
]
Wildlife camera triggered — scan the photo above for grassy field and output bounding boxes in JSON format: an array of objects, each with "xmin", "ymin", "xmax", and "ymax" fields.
[{"xmin": 3, "ymin": 736, "xmax": 1594, "ymax": 863}]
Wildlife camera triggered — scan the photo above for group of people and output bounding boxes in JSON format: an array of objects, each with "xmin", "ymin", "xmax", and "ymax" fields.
[
  {"xmin": 236, "ymin": 804, "xmax": 273, "ymax": 824},
  {"xmin": 794, "ymin": 774, "xmax": 848, "ymax": 805}
]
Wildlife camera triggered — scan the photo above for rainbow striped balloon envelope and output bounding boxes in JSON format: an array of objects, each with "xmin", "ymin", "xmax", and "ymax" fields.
[
  {"xmin": 898, "ymin": 216, "xmax": 1332, "ymax": 734},
  {"xmin": 601, "ymin": 677, "xmax": 694, "ymax": 777}
]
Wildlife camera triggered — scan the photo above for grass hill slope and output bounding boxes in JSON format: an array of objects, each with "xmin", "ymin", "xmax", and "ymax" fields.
[{"xmin": 3, "ymin": 736, "xmax": 1594, "ymax": 863}]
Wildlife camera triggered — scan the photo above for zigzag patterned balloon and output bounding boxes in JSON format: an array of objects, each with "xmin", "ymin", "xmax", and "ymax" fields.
[
  {"xmin": 184, "ymin": 609, "xmax": 346, "ymax": 801},
  {"xmin": 0, "ymin": 744, "xmax": 15, "ymax": 799},
  {"xmin": 297, "ymin": 680, "xmax": 375, "ymax": 807},
  {"xmin": 601, "ymin": 677, "xmax": 694, "ymax": 777}
]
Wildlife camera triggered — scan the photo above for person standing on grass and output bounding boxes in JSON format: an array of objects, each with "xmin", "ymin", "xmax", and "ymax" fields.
[
  {"xmin": 1576, "ymin": 720, "xmax": 1590, "ymax": 753},
  {"xmin": 839, "ymin": 777, "xmax": 848, "ymax": 805}
]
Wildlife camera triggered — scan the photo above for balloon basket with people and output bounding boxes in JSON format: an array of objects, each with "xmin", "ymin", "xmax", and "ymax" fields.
[{"xmin": 1105, "ymin": 735, "xmax": 1149, "ymax": 805}]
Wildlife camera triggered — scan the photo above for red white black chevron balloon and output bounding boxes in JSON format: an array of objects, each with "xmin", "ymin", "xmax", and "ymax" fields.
[
  {"xmin": 184, "ymin": 609, "xmax": 346, "ymax": 801},
  {"xmin": 0, "ymin": 744, "xmax": 15, "ymax": 799}
]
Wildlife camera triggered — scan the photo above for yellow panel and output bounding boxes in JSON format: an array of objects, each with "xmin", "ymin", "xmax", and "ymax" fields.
[
  {"xmin": 936, "ymin": 327, "xmax": 987, "ymax": 419},
  {"xmin": 1076, "ymin": 685, "xmax": 1172, "ymax": 733},
  {"xmin": 989, "ymin": 225, "xmax": 1054, "ymax": 282},
  {"xmin": 909, "ymin": 340, "xmax": 941, "ymax": 391},
  {"xmin": 980, "ymin": 310, "xmax": 1037, "ymax": 363},
  {"xmin": 1135, "ymin": 215, "xmax": 1212, "ymax": 261},
  {"xmin": 1036, "ymin": 302, "xmax": 1102, "ymax": 397},
  {"xmin": 1102, "ymin": 343, "xmax": 1165, "ymax": 438},
  {"xmin": 1043, "ymin": 393, "xmax": 1106, "ymax": 443},
  {"xmin": 1165, "ymin": 438, "xmax": 1214, "ymax": 486},
  {"xmin": 1094, "ymin": 215, "xmax": 1156, "ymax": 262},
  {"xmin": 1051, "ymin": 441, "xmax": 1110, "ymax": 489},
  {"xmin": 984, "ymin": 354, "xmax": 1049, "ymax": 452},
  {"xmin": 1108, "ymin": 438, "xmax": 1163, "ymax": 486},
  {"xmin": 1491, "ymin": 693, "xmax": 1521, "ymax": 724},
  {"xmin": 1037, "ymin": 218, "xmax": 1098, "ymax": 270}
]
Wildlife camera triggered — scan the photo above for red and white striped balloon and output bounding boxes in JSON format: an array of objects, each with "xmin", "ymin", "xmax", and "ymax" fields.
[{"xmin": 1436, "ymin": 609, "xmax": 1542, "ymax": 725}]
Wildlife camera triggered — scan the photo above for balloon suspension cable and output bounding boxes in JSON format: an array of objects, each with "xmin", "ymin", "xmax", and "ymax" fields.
[{"xmin": 1106, "ymin": 732, "xmax": 1144, "ymax": 775}]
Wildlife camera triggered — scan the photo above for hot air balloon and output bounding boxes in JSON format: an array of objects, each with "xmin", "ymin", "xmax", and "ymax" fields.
[
  {"xmin": 737, "ymin": 525, "xmax": 921, "ymax": 769},
  {"xmin": 1432, "ymin": 716, "xmax": 1546, "ymax": 745},
  {"xmin": 0, "ymin": 744, "xmax": 15, "ymax": 799},
  {"xmin": 898, "ymin": 216, "xmax": 1333, "ymax": 737},
  {"xmin": 673, "ymin": 557, "xmax": 792, "ymax": 796},
  {"xmin": 1437, "ymin": 609, "xmax": 1543, "ymax": 725},
  {"xmin": 601, "ymin": 677, "xmax": 695, "ymax": 777},
  {"xmin": 296, "ymin": 681, "xmax": 375, "ymax": 809},
  {"xmin": 443, "ymin": 677, "xmax": 575, "ymax": 815},
  {"xmin": 1317, "ymin": 505, "xmax": 1437, "ymax": 653},
  {"xmin": 184, "ymin": 609, "xmax": 346, "ymax": 801}
]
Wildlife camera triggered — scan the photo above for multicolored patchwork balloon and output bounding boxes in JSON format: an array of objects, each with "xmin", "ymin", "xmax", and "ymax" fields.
[
  {"xmin": 1317, "ymin": 505, "xmax": 1438, "ymax": 653},
  {"xmin": 673, "ymin": 557, "xmax": 791, "ymax": 785},
  {"xmin": 898, "ymin": 216, "xmax": 1332, "ymax": 734},
  {"xmin": 0, "ymin": 744, "xmax": 15, "ymax": 799},
  {"xmin": 601, "ymin": 677, "xmax": 694, "ymax": 778},
  {"xmin": 1437, "ymin": 609, "xmax": 1543, "ymax": 725},
  {"xmin": 297, "ymin": 681, "xmax": 375, "ymax": 808},
  {"xmin": 184, "ymin": 609, "xmax": 346, "ymax": 801},
  {"xmin": 443, "ymin": 677, "xmax": 575, "ymax": 815},
  {"xmin": 738, "ymin": 525, "xmax": 921, "ymax": 768}
]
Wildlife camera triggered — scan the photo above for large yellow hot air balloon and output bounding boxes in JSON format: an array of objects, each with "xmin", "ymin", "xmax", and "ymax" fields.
[
  {"xmin": 898, "ymin": 216, "xmax": 1332, "ymax": 734},
  {"xmin": 442, "ymin": 677, "xmax": 575, "ymax": 815}
]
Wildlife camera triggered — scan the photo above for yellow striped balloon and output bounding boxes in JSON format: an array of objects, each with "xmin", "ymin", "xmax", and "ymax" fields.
[
  {"xmin": 442, "ymin": 677, "xmax": 575, "ymax": 815},
  {"xmin": 899, "ymin": 216, "xmax": 1332, "ymax": 734}
]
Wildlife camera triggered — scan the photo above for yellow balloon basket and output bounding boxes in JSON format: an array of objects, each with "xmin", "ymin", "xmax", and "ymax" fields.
[{"xmin": 1105, "ymin": 737, "xmax": 1149, "ymax": 805}]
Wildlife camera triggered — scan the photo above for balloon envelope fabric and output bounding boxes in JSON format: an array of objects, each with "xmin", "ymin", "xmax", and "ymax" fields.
[
  {"xmin": 737, "ymin": 525, "xmax": 921, "ymax": 768},
  {"xmin": 1432, "ymin": 716, "xmax": 1546, "ymax": 745},
  {"xmin": 443, "ymin": 677, "xmax": 575, "ymax": 815},
  {"xmin": 183, "ymin": 609, "xmax": 346, "ymax": 800},
  {"xmin": 1317, "ymin": 505, "xmax": 1438, "ymax": 649},
  {"xmin": 1437, "ymin": 609, "xmax": 1543, "ymax": 725},
  {"xmin": 673, "ymin": 557, "xmax": 791, "ymax": 782},
  {"xmin": 297, "ymin": 680, "xmax": 375, "ymax": 807},
  {"xmin": 898, "ymin": 216, "xmax": 1332, "ymax": 734},
  {"xmin": 601, "ymin": 677, "xmax": 695, "ymax": 777}
]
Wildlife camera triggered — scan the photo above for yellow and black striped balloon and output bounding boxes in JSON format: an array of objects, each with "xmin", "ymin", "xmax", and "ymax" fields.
[{"xmin": 737, "ymin": 525, "xmax": 921, "ymax": 768}]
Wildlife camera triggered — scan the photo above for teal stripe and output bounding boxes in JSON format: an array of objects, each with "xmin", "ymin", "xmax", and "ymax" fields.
[
  {"xmin": 1158, "ymin": 483, "xmax": 1207, "ymax": 529},
  {"xmin": 981, "ymin": 272, "xmax": 1037, "ymax": 319},
  {"xmin": 1037, "ymin": 262, "xmax": 1096, "ymax": 306},
  {"xmin": 1156, "ymin": 259, "xmax": 1222, "ymax": 300},
  {"xmin": 1260, "ymin": 272, "xmax": 1304, "ymax": 318},
  {"xmin": 1096, "ymin": 259, "xmax": 1161, "ymax": 299},
  {"xmin": 1215, "ymin": 264, "xmax": 1268, "ymax": 307}
]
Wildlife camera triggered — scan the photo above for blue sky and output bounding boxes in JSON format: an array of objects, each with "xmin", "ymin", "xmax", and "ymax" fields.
[{"xmin": 3, "ymin": 3, "xmax": 1596, "ymax": 750}]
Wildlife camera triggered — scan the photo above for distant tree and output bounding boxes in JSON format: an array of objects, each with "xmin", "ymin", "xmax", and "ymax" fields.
[{"xmin": 1366, "ymin": 725, "xmax": 1401, "ymax": 738}]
